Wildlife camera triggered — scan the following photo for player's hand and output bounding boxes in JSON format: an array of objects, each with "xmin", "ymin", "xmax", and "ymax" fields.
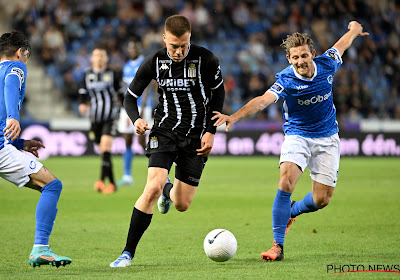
[
  {"xmin": 78, "ymin": 104, "xmax": 88, "ymax": 116},
  {"xmin": 197, "ymin": 132, "xmax": 214, "ymax": 156},
  {"xmin": 3, "ymin": 118, "xmax": 21, "ymax": 141},
  {"xmin": 348, "ymin": 21, "xmax": 369, "ymax": 37},
  {"xmin": 212, "ymin": 111, "xmax": 236, "ymax": 132},
  {"xmin": 23, "ymin": 140, "xmax": 45, "ymax": 158},
  {"xmin": 134, "ymin": 118, "xmax": 150, "ymax": 135}
]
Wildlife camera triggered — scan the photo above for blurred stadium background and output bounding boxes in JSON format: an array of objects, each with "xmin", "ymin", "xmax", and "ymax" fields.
[{"xmin": 0, "ymin": 0, "xmax": 399, "ymax": 157}]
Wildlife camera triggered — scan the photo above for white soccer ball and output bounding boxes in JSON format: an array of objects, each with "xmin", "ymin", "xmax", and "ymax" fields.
[{"xmin": 203, "ymin": 229, "xmax": 237, "ymax": 262}]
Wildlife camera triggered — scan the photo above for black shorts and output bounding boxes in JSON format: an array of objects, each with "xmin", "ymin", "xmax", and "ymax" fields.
[
  {"xmin": 89, "ymin": 120, "xmax": 117, "ymax": 144},
  {"xmin": 146, "ymin": 129, "xmax": 208, "ymax": 187}
]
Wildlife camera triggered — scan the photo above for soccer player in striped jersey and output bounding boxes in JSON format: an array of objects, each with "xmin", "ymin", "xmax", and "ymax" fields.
[
  {"xmin": 110, "ymin": 15, "xmax": 225, "ymax": 267},
  {"xmin": 0, "ymin": 31, "xmax": 71, "ymax": 267},
  {"xmin": 78, "ymin": 46, "xmax": 123, "ymax": 194},
  {"xmin": 213, "ymin": 21, "xmax": 368, "ymax": 261}
]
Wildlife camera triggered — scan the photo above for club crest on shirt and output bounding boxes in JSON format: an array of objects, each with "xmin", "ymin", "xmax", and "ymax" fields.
[
  {"xmin": 150, "ymin": 136, "xmax": 158, "ymax": 149},
  {"xmin": 188, "ymin": 63, "xmax": 196, "ymax": 78},
  {"xmin": 104, "ymin": 73, "xmax": 111, "ymax": 82},
  {"xmin": 327, "ymin": 75, "xmax": 333, "ymax": 84}
]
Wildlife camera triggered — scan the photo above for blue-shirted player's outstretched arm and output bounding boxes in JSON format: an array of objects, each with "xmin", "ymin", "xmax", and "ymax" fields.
[{"xmin": 332, "ymin": 21, "xmax": 369, "ymax": 57}]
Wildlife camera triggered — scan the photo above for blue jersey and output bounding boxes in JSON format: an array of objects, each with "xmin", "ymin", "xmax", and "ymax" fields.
[
  {"xmin": 123, "ymin": 55, "xmax": 145, "ymax": 106},
  {"xmin": 268, "ymin": 48, "xmax": 342, "ymax": 138},
  {"xmin": 0, "ymin": 60, "xmax": 27, "ymax": 150}
]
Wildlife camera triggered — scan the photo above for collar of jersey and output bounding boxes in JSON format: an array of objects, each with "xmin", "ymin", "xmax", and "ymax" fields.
[
  {"xmin": 166, "ymin": 44, "xmax": 191, "ymax": 62},
  {"xmin": 291, "ymin": 60, "xmax": 317, "ymax": 81}
]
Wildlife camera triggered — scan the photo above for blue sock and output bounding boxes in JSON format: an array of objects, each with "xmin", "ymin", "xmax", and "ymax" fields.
[
  {"xmin": 291, "ymin": 192, "xmax": 319, "ymax": 218},
  {"xmin": 123, "ymin": 148, "xmax": 133, "ymax": 176},
  {"xmin": 272, "ymin": 189, "xmax": 291, "ymax": 246},
  {"xmin": 34, "ymin": 179, "xmax": 62, "ymax": 245}
]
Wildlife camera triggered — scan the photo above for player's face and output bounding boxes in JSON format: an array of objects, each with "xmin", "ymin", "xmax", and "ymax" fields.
[
  {"xmin": 91, "ymin": 49, "xmax": 108, "ymax": 70},
  {"xmin": 127, "ymin": 42, "xmax": 139, "ymax": 59},
  {"xmin": 287, "ymin": 45, "xmax": 316, "ymax": 78},
  {"xmin": 163, "ymin": 31, "xmax": 190, "ymax": 63},
  {"xmin": 18, "ymin": 48, "xmax": 30, "ymax": 65}
]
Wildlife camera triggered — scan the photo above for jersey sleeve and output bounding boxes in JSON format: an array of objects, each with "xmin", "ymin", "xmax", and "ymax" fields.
[
  {"xmin": 321, "ymin": 48, "xmax": 342, "ymax": 72},
  {"xmin": 266, "ymin": 73, "xmax": 285, "ymax": 102},
  {"xmin": 4, "ymin": 62, "xmax": 27, "ymax": 121},
  {"xmin": 113, "ymin": 70, "xmax": 124, "ymax": 101},
  {"xmin": 205, "ymin": 53, "xmax": 225, "ymax": 134},
  {"xmin": 78, "ymin": 74, "xmax": 89, "ymax": 104},
  {"xmin": 127, "ymin": 54, "xmax": 154, "ymax": 98},
  {"xmin": 205, "ymin": 53, "xmax": 224, "ymax": 91}
]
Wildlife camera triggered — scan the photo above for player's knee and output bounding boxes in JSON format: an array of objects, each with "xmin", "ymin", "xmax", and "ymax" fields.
[
  {"xmin": 279, "ymin": 176, "xmax": 296, "ymax": 192},
  {"xmin": 142, "ymin": 181, "xmax": 164, "ymax": 202},
  {"xmin": 174, "ymin": 201, "xmax": 190, "ymax": 212},
  {"xmin": 314, "ymin": 196, "xmax": 330, "ymax": 208}
]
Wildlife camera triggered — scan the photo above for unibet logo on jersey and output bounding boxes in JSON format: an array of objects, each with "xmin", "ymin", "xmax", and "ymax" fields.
[{"xmin": 297, "ymin": 91, "xmax": 332, "ymax": 105}]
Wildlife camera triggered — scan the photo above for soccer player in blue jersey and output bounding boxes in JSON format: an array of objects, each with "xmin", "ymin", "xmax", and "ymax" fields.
[
  {"xmin": 213, "ymin": 21, "xmax": 368, "ymax": 261},
  {"xmin": 116, "ymin": 39, "xmax": 155, "ymax": 187},
  {"xmin": 0, "ymin": 31, "xmax": 71, "ymax": 267}
]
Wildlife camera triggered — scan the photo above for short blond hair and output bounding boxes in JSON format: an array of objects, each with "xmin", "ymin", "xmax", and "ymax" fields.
[{"xmin": 280, "ymin": 32, "xmax": 314, "ymax": 56}]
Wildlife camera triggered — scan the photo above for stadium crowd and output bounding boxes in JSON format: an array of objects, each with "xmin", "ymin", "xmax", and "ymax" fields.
[{"xmin": 8, "ymin": 0, "xmax": 400, "ymax": 126}]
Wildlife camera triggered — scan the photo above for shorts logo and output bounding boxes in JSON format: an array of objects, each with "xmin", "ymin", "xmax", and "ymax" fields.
[
  {"xmin": 150, "ymin": 136, "xmax": 158, "ymax": 149},
  {"xmin": 188, "ymin": 176, "xmax": 200, "ymax": 183},
  {"xmin": 29, "ymin": 160, "xmax": 36, "ymax": 170}
]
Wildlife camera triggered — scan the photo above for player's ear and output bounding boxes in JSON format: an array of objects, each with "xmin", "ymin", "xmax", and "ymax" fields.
[
  {"xmin": 16, "ymin": 48, "xmax": 23, "ymax": 59},
  {"xmin": 286, "ymin": 54, "xmax": 291, "ymax": 63},
  {"xmin": 311, "ymin": 49, "xmax": 316, "ymax": 58}
]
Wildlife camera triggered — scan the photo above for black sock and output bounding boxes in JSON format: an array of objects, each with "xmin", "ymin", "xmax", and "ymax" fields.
[
  {"xmin": 123, "ymin": 207, "xmax": 153, "ymax": 257},
  {"xmin": 102, "ymin": 152, "xmax": 115, "ymax": 184},
  {"xmin": 163, "ymin": 182, "xmax": 173, "ymax": 200}
]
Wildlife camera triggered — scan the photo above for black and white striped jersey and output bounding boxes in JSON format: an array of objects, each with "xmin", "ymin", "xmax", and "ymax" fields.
[
  {"xmin": 127, "ymin": 44, "xmax": 225, "ymax": 138},
  {"xmin": 78, "ymin": 68, "xmax": 122, "ymax": 123}
]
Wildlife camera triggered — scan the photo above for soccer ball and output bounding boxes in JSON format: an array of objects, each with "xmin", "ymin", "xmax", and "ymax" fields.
[{"xmin": 203, "ymin": 229, "xmax": 237, "ymax": 262}]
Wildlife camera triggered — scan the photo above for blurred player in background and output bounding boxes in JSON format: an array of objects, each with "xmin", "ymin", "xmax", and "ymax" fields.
[
  {"xmin": 78, "ymin": 46, "xmax": 123, "ymax": 194},
  {"xmin": 213, "ymin": 21, "xmax": 369, "ymax": 261},
  {"xmin": 117, "ymin": 39, "xmax": 155, "ymax": 187},
  {"xmin": 109, "ymin": 15, "xmax": 225, "ymax": 267},
  {"xmin": 0, "ymin": 31, "xmax": 71, "ymax": 267}
]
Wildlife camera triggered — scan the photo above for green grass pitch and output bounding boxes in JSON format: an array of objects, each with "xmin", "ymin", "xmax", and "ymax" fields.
[{"xmin": 0, "ymin": 156, "xmax": 399, "ymax": 279}]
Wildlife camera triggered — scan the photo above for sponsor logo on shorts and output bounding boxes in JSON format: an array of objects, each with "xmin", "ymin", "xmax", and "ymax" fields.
[
  {"xmin": 29, "ymin": 160, "xmax": 36, "ymax": 170},
  {"xmin": 188, "ymin": 176, "xmax": 200, "ymax": 183},
  {"xmin": 150, "ymin": 136, "xmax": 158, "ymax": 149}
]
